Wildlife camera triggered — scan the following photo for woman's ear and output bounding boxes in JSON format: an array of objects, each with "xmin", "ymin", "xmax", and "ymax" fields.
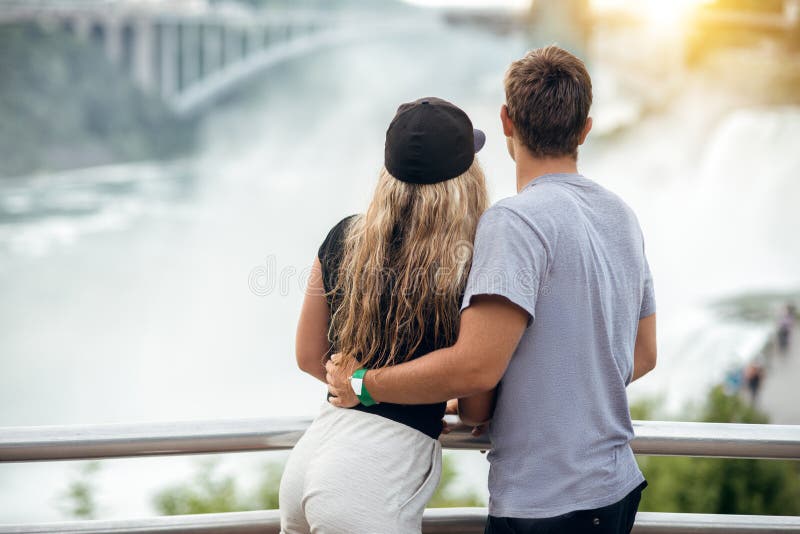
[{"xmin": 500, "ymin": 105, "xmax": 515, "ymax": 138}]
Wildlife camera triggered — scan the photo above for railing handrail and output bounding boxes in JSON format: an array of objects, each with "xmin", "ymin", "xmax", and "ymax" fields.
[
  {"xmin": 2, "ymin": 419, "xmax": 800, "ymax": 532},
  {"xmin": 2, "ymin": 417, "xmax": 800, "ymax": 462},
  {"xmin": 3, "ymin": 508, "xmax": 800, "ymax": 534}
]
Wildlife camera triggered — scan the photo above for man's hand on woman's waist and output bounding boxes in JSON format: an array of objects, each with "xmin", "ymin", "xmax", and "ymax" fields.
[{"xmin": 324, "ymin": 295, "xmax": 528, "ymax": 407}]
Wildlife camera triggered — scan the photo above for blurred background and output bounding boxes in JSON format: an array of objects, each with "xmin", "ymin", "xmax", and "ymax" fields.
[{"xmin": 1, "ymin": 0, "xmax": 799, "ymax": 523}]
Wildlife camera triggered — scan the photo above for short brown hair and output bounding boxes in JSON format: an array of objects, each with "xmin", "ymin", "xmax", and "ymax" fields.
[{"xmin": 504, "ymin": 46, "xmax": 592, "ymax": 159}]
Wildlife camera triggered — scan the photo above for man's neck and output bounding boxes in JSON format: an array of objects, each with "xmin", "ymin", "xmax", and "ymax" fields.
[{"xmin": 515, "ymin": 152, "xmax": 579, "ymax": 193}]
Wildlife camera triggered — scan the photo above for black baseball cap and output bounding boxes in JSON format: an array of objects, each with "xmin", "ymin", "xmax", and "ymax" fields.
[{"xmin": 385, "ymin": 97, "xmax": 485, "ymax": 185}]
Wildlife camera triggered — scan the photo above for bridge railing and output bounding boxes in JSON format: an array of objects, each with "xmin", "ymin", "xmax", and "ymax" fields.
[{"xmin": 1, "ymin": 418, "xmax": 799, "ymax": 533}]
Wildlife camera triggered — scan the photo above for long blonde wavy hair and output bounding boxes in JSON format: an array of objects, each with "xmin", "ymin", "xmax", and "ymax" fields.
[{"xmin": 330, "ymin": 160, "xmax": 489, "ymax": 369}]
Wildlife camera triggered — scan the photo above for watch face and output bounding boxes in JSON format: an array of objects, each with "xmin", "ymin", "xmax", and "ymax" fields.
[{"xmin": 351, "ymin": 377, "xmax": 363, "ymax": 396}]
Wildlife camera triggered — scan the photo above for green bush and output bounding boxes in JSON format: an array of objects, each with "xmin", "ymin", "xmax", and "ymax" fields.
[
  {"xmin": 635, "ymin": 386, "xmax": 800, "ymax": 515},
  {"xmin": 153, "ymin": 458, "xmax": 280, "ymax": 515},
  {"xmin": 58, "ymin": 461, "xmax": 102, "ymax": 519},
  {"xmin": 428, "ymin": 454, "xmax": 485, "ymax": 508},
  {"xmin": 150, "ymin": 453, "xmax": 483, "ymax": 516}
]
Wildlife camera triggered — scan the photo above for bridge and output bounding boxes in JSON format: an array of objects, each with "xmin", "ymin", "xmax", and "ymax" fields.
[
  {"xmin": 1, "ymin": 0, "xmax": 598, "ymax": 117},
  {"xmin": 0, "ymin": 1, "xmax": 376, "ymax": 116}
]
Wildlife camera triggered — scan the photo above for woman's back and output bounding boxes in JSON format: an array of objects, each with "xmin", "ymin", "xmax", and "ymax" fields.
[{"xmin": 318, "ymin": 214, "xmax": 455, "ymax": 439}]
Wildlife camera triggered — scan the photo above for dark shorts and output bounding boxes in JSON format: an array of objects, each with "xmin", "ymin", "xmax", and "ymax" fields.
[{"xmin": 485, "ymin": 480, "xmax": 647, "ymax": 534}]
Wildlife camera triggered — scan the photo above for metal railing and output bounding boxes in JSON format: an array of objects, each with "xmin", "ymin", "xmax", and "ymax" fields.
[
  {"xmin": 3, "ymin": 417, "xmax": 800, "ymax": 461},
  {"xmin": 1, "ymin": 418, "xmax": 800, "ymax": 533},
  {"xmin": 4, "ymin": 509, "xmax": 800, "ymax": 534}
]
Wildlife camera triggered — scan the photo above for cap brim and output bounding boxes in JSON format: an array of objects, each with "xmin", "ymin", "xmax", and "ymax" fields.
[{"xmin": 474, "ymin": 129, "xmax": 486, "ymax": 153}]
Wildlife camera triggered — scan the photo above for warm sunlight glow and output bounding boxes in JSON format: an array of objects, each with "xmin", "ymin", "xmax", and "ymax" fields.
[{"xmin": 637, "ymin": 0, "xmax": 711, "ymax": 31}]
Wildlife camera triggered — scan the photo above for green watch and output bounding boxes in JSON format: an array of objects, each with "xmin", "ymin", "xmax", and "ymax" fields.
[{"xmin": 350, "ymin": 368, "xmax": 377, "ymax": 407}]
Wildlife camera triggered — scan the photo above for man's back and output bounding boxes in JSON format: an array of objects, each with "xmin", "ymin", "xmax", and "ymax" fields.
[{"xmin": 461, "ymin": 172, "xmax": 655, "ymax": 518}]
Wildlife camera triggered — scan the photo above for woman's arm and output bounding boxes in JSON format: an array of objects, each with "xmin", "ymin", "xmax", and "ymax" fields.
[
  {"xmin": 458, "ymin": 389, "xmax": 496, "ymax": 427},
  {"xmin": 295, "ymin": 257, "xmax": 331, "ymax": 383}
]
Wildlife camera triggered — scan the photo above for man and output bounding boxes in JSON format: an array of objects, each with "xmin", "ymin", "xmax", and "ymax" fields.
[{"xmin": 326, "ymin": 45, "xmax": 657, "ymax": 534}]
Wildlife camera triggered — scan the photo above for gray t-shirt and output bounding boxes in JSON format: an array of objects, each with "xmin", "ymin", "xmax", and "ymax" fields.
[{"xmin": 461, "ymin": 173, "xmax": 654, "ymax": 518}]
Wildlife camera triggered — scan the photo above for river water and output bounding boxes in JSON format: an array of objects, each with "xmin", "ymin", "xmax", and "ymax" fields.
[{"xmin": 1, "ymin": 12, "xmax": 799, "ymax": 522}]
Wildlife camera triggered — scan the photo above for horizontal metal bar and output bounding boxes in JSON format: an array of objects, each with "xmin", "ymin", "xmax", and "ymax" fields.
[
  {"xmin": 0, "ymin": 417, "xmax": 312, "ymax": 462},
  {"xmin": 2, "ymin": 418, "xmax": 800, "ymax": 463},
  {"xmin": 0, "ymin": 510, "xmax": 279, "ymax": 534},
  {"xmin": 3, "ymin": 509, "xmax": 800, "ymax": 534},
  {"xmin": 631, "ymin": 420, "xmax": 800, "ymax": 460},
  {"xmin": 634, "ymin": 512, "xmax": 800, "ymax": 533}
]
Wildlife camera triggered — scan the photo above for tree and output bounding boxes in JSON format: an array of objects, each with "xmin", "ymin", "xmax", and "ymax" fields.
[
  {"xmin": 58, "ymin": 461, "xmax": 102, "ymax": 519},
  {"xmin": 428, "ymin": 454, "xmax": 485, "ymax": 508},
  {"xmin": 153, "ymin": 457, "xmax": 280, "ymax": 515},
  {"xmin": 635, "ymin": 386, "xmax": 800, "ymax": 515},
  {"xmin": 152, "ymin": 453, "xmax": 484, "ymax": 516}
]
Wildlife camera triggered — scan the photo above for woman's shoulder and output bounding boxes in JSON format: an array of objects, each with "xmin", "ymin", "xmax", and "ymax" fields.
[
  {"xmin": 330, "ymin": 214, "xmax": 359, "ymax": 238},
  {"xmin": 318, "ymin": 214, "xmax": 359, "ymax": 262},
  {"xmin": 318, "ymin": 214, "xmax": 359, "ymax": 296}
]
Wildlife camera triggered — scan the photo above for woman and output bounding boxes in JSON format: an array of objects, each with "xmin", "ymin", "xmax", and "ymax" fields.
[{"xmin": 280, "ymin": 97, "xmax": 493, "ymax": 534}]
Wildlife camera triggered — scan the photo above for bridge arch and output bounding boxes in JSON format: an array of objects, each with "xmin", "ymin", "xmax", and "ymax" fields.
[{"xmin": 0, "ymin": 4, "xmax": 424, "ymax": 116}]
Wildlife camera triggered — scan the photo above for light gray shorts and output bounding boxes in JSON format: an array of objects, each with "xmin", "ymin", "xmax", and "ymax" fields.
[{"xmin": 279, "ymin": 402, "xmax": 442, "ymax": 534}]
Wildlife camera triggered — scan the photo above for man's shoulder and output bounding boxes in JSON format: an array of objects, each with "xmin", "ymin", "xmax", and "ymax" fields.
[
  {"xmin": 476, "ymin": 201, "xmax": 531, "ymax": 235},
  {"xmin": 481, "ymin": 188, "xmax": 571, "ymax": 232},
  {"xmin": 501, "ymin": 177, "xmax": 639, "ymax": 227},
  {"xmin": 473, "ymin": 201, "xmax": 551, "ymax": 256},
  {"xmin": 507, "ymin": 181, "xmax": 583, "ymax": 214}
]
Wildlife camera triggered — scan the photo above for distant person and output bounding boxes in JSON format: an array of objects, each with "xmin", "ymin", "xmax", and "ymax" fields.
[
  {"xmin": 777, "ymin": 303, "xmax": 796, "ymax": 355},
  {"xmin": 744, "ymin": 358, "xmax": 765, "ymax": 405},
  {"xmin": 280, "ymin": 98, "xmax": 489, "ymax": 533},
  {"xmin": 724, "ymin": 365, "xmax": 744, "ymax": 395},
  {"xmin": 327, "ymin": 46, "xmax": 657, "ymax": 534}
]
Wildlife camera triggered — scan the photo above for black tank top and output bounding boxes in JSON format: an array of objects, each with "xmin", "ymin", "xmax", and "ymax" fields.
[{"xmin": 317, "ymin": 215, "xmax": 448, "ymax": 439}]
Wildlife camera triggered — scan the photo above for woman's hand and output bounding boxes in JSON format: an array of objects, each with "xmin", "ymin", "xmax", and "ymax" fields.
[
  {"xmin": 470, "ymin": 422, "xmax": 490, "ymax": 438},
  {"xmin": 442, "ymin": 398, "xmax": 490, "ymax": 440},
  {"xmin": 441, "ymin": 399, "xmax": 459, "ymax": 435},
  {"xmin": 325, "ymin": 353, "xmax": 361, "ymax": 408}
]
